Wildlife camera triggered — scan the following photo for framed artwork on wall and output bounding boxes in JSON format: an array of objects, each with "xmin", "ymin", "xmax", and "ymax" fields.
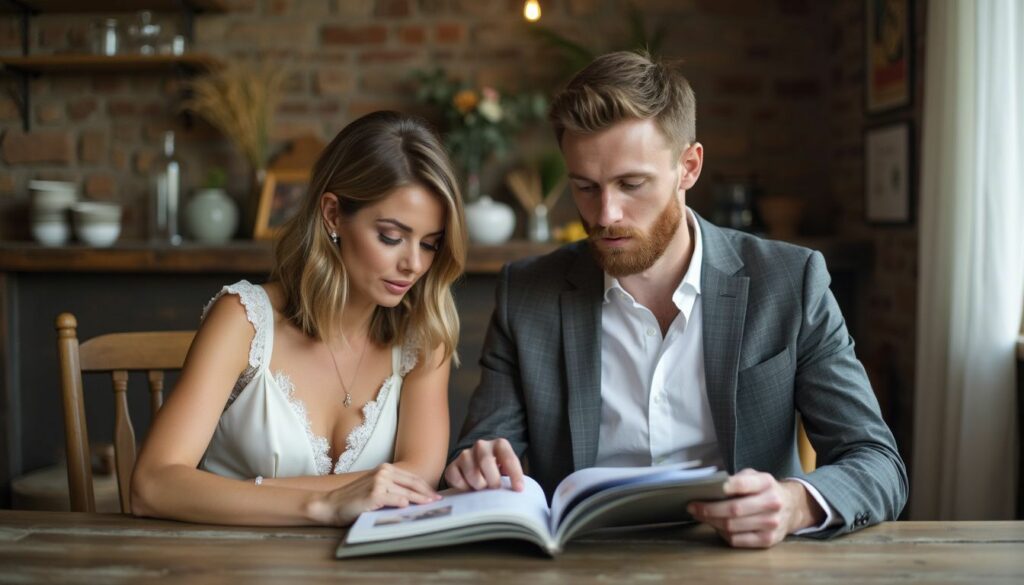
[
  {"xmin": 865, "ymin": 122, "xmax": 912, "ymax": 224},
  {"xmin": 865, "ymin": 0, "xmax": 913, "ymax": 113},
  {"xmin": 254, "ymin": 169, "xmax": 309, "ymax": 240}
]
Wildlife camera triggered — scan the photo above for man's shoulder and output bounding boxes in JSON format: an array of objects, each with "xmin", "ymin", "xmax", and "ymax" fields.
[
  {"xmin": 705, "ymin": 222, "xmax": 817, "ymax": 273},
  {"xmin": 504, "ymin": 240, "xmax": 591, "ymax": 282}
]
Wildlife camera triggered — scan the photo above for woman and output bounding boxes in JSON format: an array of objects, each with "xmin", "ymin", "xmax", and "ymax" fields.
[{"xmin": 131, "ymin": 111, "xmax": 467, "ymax": 526}]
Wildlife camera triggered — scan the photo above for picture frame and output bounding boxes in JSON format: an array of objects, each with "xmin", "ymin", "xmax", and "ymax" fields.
[
  {"xmin": 865, "ymin": 0, "xmax": 912, "ymax": 113},
  {"xmin": 865, "ymin": 122, "xmax": 913, "ymax": 225},
  {"xmin": 254, "ymin": 169, "xmax": 310, "ymax": 240}
]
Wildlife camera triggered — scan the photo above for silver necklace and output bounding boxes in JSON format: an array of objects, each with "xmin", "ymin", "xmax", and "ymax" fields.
[{"xmin": 325, "ymin": 337, "xmax": 368, "ymax": 408}]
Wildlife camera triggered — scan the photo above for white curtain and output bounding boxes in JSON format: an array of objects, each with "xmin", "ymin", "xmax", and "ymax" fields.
[{"xmin": 913, "ymin": 0, "xmax": 1024, "ymax": 519}]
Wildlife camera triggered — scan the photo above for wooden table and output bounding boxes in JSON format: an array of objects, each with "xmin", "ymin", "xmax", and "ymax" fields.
[{"xmin": 0, "ymin": 511, "xmax": 1021, "ymax": 584}]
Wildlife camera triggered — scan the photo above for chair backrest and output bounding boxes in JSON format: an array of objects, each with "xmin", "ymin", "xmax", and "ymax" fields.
[
  {"xmin": 56, "ymin": 313, "xmax": 195, "ymax": 513},
  {"xmin": 797, "ymin": 416, "xmax": 817, "ymax": 473}
]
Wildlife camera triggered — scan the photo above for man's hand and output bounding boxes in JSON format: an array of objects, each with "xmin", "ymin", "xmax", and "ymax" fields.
[
  {"xmin": 687, "ymin": 468, "xmax": 825, "ymax": 548},
  {"xmin": 443, "ymin": 438, "xmax": 524, "ymax": 492}
]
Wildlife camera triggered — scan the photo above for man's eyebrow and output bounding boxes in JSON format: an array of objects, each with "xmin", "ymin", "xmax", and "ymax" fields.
[
  {"xmin": 568, "ymin": 172, "xmax": 653, "ymax": 182},
  {"xmin": 377, "ymin": 218, "xmax": 444, "ymax": 237}
]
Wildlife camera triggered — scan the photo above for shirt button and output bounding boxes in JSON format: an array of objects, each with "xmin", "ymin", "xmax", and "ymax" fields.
[{"xmin": 646, "ymin": 327, "xmax": 657, "ymax": 337}]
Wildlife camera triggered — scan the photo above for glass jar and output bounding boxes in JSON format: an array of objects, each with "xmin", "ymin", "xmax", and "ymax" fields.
[{"xmin": 92, "ymin": 18, "xmax": 119, "ymax": 56}]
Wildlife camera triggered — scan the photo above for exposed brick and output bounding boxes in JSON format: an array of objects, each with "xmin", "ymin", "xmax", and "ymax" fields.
[
  {"xmin": 0, "ymin": 18, "xmax": 19, "ymax": 49},
  {"xmin": 134, "ymin": 150, "xmax": 157, "ymax": 173},
  {"xmin": 108, "ymin": 100, "xmax": 138, "ymax": 116},
  {"xmin": 113, "ymin": 122, "xmax": 138, "ymax": 142},
  {"xmin": 84, "ymin": 174, "xmax": 117, "ymax": 200},
  {"xmin": 376, "ymin": 0, "xmax": 411, "ymax": 18},
  {"xmin": 322, "ymin": 25, "xmax": 388, "ymax": 45},
  {"xmin": 1, "ymin": 130, "xmax": 75, "ymax": 165},
  {"xmin": 315, "ymin": 69, "xmax": 355, "ymax": 96},
  {"xmin": 346, "ymin": 99, "xmax": 406, "ymax": 120},
  {"xmin": 67, "ymin": 97, "xmax": 98, "ymax": 122},
  {"xmin": 567, "ymin": 0, "xmax": 601, "ymax": 16},
  {"xmin": 336, "ymin": 0, "xmax": 375, "ymax": 17},
  {"xmin": 318, "ymin": 101, "xmax": 341, "ymax": 115},
  {"xmin": 79, "ymin": 130, "xmax": 109, "ymax": 165},
  {"xmin": 226, "ymin": 22, "xmax": 312, "ymax": 47},
  {"xmin": 435, "ymin": 23, "xmax": 464, "ymax": 44},
  {"xmin": 277, "ymin": 101, "xmax": 309, "ymax": 115},
  {"xmin": 357, "ymin": 49, "xmax": 419, "ymax": 64},
  {"xmin": 0, "ymin": 172, "xmax": 15, "ymax": 195},
  {"xmin": 111, "ymin": 145, "xmax": 129, "ymax": 171},
  {"xmin": 775, "ymin": 78, "xmax": 821, "ymax": 99},
  {"xmin": 35, "ymin": 101, "xmax": 64, "ymax": 125},
  {"xmin": 716, "ymin": 75, "xmax": 762, "ymax": 96},
  {"xmin": 221, "ymin": 0, "xmax": 258, "ymax": 11},
  {"xmin": 452, "ymin": 0, "xmax": 506, "ymax": 16},
  {"xmin": 93, "ymin": 76, "xmax": 127, "ymax": 94},
  {"xmin": 0, "ymin": 97, "xmax": 19, "ymax": 122},
  {"xmin": 397, "ymin": 25, "xmax": 426, "ymax": 44},
  {"xmin": 37, "ymin": 22, "xmax": 68, "ymax": 48}
]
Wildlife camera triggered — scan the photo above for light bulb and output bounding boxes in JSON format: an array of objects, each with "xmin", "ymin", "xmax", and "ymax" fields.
[{"xmin": 524, "ymin": 0, "xmax": 541, "ymax": 22}]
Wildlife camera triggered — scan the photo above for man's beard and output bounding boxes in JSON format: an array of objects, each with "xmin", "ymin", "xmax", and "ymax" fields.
[{"xmin": 584, "ymin": 195, "xmax": 683, "ymax": 277}]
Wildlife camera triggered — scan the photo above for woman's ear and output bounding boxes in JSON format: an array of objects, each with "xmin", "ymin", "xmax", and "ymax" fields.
[{"xmin": 320, "ymin": 191, "xmax": 341, "ymax": 234}]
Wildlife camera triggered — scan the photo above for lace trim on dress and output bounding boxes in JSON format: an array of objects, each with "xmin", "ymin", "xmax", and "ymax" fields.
[
  {"xmin": 274, "ymin": 370, "xmax": 333, "ymax": 476},
  {"xmin": 333, "ymin": 375, "xmax": 396, "ymax": 474},
  {"xmin": 202, "ymin": 281, "xmax": 270, "ymax": 402}
]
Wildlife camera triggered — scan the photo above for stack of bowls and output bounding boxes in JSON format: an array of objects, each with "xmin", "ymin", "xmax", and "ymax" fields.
[
  {"xmin": 72, "ymin": 202, "xmax": 122, "ymax": 247},
  {"xmin": 30, "ymin": 181, "xmax": 78, "ymax": 246}
]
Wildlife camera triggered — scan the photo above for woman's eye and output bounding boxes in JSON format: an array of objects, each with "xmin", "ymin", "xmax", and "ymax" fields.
[
  {"xmin": 421, "ymin": 241, "xmax": 441, "ymax": 253},
  {"xmin": 378, "ymin": 233, "xmax": 401, "ymax": 246}
]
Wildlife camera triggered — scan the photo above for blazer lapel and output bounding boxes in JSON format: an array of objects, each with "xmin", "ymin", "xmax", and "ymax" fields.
[
  {"xmin": 561, "ymin": 246, "xmax": 604, "ymax": 471},
  {"xmin": 697, "ymin": 215, "xmax": 748, "ymax": 473}
]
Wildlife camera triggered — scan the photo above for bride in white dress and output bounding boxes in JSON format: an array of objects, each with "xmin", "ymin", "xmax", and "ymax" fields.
[{"xmin": 131, "ymin": 111, "xmax": 467, "ymax": 526}]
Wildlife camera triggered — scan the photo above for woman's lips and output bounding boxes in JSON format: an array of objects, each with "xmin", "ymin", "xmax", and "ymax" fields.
[{"xmin": 383, "ymin": 280, "xmax": 412, "ymax": 294}]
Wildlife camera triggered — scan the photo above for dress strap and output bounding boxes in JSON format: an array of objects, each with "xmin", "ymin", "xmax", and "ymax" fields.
[{"xmin": 202, "ymin": 280, "xmax": 275, "ymax": 370}]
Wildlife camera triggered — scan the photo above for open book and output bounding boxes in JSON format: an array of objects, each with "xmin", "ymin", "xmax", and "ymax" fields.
[{"xmin": 336, "ymin": 463, "xmax": 728, "ymax": 558}]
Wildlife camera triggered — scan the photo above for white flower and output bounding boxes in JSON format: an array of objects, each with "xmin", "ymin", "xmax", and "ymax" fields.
[{"xmin": 479, "ymin": 98, "xmax": 503, "ymax": 123}]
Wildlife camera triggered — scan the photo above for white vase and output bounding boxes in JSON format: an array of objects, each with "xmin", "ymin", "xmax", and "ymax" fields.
[
  {"xmin": 185, "ymin": 188, "xmax": 238, "ymax": 244},
  {"xmin": 465, "ymin": 195, "xmax": 515, "ymax": 245}
]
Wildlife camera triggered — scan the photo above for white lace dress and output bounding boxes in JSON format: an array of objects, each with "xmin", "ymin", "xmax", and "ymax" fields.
[{"xmin": 198, "ymin": 280, "xmax": 418, "ymax": 480}]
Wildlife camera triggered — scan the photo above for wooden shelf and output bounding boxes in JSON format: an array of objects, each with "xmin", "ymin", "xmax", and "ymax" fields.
[
  {"xmin": 0, "ymin": 240, "xmax": 561, "ymax": 275},
  {"xmin": 0, "ymin": 1, "xmax": 226, "ymax": 13},
  {"xmin": 0, "ymin": 53, "xmax": 220, "ymax": 73}
]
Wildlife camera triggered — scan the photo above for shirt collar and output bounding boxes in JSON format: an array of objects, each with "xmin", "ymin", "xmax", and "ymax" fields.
[{"xmin": 603, "ymin": 207, "xmax": 703, "ymax": 307}]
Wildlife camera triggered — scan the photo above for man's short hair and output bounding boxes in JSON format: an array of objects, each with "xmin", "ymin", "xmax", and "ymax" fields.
[{"xmin": 549, "ymin": 50, "xmax": 696, "ymax": 154}]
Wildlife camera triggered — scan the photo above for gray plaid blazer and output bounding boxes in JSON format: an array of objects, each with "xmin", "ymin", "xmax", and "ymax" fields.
[{"xmin": 452, "ymin": 213, "xmax": 908, "ymax": 538}]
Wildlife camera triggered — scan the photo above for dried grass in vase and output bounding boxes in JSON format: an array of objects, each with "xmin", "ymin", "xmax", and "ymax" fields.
[
  {"xmin": 182, "ymin": 60, "xmax": 285, "ymax": 170},
  {"xmin": 505, "ymin": 166, "xmax": 566, "ymax": 213}
]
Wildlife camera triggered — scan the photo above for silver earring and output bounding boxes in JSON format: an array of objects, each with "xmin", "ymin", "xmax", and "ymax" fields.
[{"xmin": 330, "ymin": 231, "xmax": 339, "ymax": 246}]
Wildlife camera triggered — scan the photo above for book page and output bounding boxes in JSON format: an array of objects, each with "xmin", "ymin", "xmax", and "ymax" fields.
[
  {"xmin": 346, "ymin": 476, "xmax": 552, "ymax": 545},
  {"xmin": 550, "ymin": 462, "xmax": 717, "ymax": 530}
]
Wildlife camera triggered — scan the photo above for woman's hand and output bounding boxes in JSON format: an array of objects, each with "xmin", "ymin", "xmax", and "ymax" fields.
[{"xmin": 305, "ymin": 463, "xmax": 441, "ymax": 526}]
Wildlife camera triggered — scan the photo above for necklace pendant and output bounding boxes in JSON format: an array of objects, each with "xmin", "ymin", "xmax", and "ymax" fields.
[{"xmin": 343, "ymin": 392, "xmax": 352, "ymax": 408}]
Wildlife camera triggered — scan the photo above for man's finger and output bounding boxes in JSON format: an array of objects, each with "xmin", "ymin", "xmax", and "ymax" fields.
[
  {"xmin": 477, "ymin": 453, "xmax": 504, "ymax": 489},
  {"xmin": 444, "ymin": 463, "xmax": 468, "ymax": 491},
  {"xmin": 691, "ymin": 490, "xmax": 782, "ymax": 519},
  {"xmin": 493, "ymin": 439, "xmax": 524, "ymax": 491},
  {"xmin": 457, "ymin": 455, "xmax": 488, "ymax": 491},
  {"xmin": 723, "ymin": 471, "xmax": 774, "ymax": 496}
]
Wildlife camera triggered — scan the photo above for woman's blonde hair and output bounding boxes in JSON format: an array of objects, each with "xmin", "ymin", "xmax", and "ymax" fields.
[{"xmin": 273, "ymin": 111, "xmax": 467, "ymax": 365}]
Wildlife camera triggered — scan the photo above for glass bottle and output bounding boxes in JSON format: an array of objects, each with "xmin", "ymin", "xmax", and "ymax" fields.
[{"xmin": 152, "ymin": 131, "xmax": 182, "ymax": 245}]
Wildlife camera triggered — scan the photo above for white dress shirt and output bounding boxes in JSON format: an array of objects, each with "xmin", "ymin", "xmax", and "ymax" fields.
[{"xmin": 594, "ymin": 208, "xmax": 836, "ymax": 533}]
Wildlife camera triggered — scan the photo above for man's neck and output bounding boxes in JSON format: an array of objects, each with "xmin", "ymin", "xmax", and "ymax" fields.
[{"xmin": 617, "ymin": 212, "xmax": 695, "ymax": 330}]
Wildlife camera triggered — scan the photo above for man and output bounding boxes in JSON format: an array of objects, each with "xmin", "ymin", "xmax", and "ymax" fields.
[{"xmin": 445, "ymin": 51, "xmax": 907, "ymax": 548}]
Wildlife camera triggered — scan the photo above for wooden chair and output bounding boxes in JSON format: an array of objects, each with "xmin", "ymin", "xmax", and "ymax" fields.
[
  {"xmin": 797, "ymin": 416, "xmax": 816, "ymax": 473},
  {"xmin": 56, "ymin": 313, "xmax": 195, "ymax": 513}
]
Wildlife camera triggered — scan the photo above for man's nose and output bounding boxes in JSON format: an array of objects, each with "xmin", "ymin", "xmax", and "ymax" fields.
[{"xmin": 596, "ymin": 190, "xmax": 624, "ymax": 226}]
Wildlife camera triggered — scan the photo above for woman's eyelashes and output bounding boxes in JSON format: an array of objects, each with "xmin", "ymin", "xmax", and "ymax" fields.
[{"xmin": 378, "ymin": 232, "xmax": 441, "ymax": 252}]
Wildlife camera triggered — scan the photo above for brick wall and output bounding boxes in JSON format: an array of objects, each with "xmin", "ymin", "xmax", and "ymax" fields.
[
  {"xmin": 826, "ymin": 0, "xmax": 926, "ymax": 473},
  {"xmin": 0, "ymin": 0, "xmax": 921, "ymax": 455}
]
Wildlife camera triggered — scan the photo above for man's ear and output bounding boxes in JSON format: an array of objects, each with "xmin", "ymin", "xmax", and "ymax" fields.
[
  {"xmin": 677, "ymin": 142, "xmax": 704, "ymax": 192},
  {"xmin": 320, "ymin": 191, "xmax": 342, "ymax": 233}
]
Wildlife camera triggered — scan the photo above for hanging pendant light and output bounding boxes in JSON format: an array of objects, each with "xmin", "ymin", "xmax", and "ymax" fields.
[{"xmin": 524, "ymin": 0, "xmax": 541, "ymax": 22}]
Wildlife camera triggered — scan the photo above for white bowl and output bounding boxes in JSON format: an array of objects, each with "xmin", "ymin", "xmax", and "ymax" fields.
[
  {"xmin": 74, "ymin": 222, "xmax": 121, "ymax": 247},
  {"xmin": 30, "ymin": 181, "xmax": 78, "ymax": 211},
  {"xmin": 32, "ymin": 221, "xmax": 70, "ymax": 246},
  {"xmin": 72, "ymin": 202, "xmax": 122, "ymax": 222}
]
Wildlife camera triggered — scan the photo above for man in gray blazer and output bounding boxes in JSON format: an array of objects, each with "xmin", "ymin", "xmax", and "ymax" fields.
[{"xmin": 445, "ymin": 51, "xmax": 907, "ymax": 548}]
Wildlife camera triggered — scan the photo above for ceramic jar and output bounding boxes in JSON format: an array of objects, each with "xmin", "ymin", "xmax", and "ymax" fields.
[
  {"xmin": 465, "ymin": 195, "xmax": 515, "ymax": 245},
  {"xmin": 184, "ymin": 188, "xmax": 238, "ymax": 244}
]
